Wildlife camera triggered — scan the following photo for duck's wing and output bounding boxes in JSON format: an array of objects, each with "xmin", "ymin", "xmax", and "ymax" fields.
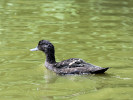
[
  {"xmin": 57, "ymin": 66, "xmax": 109, "ymax": 75},
  {"xmin": 54, "ymin": 58, "xmax": 93, "ymax": 68},
  {"xmin": 54, "ymin": 58, "xmax": 109, "ymax": 74}
]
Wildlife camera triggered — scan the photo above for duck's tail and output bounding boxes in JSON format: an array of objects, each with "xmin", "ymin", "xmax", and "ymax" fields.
[{"xmin": 91, "ymin": 67, "xmax": 109, "ymax": 74}]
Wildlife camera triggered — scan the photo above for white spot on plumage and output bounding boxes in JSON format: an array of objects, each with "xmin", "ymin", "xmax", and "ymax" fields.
[{"xmin": 69, "ymin": 60, "xmax": 76, "ymax": 65}]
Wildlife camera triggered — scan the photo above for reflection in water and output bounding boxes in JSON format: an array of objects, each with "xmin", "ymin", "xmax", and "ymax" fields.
[
  {"xmin": 0, "ymin": 0, "xmax": 133, "ymax": 100},
  {"xmin": 44, "ymin": 69, "xmax": 58, "ymax": 83}
]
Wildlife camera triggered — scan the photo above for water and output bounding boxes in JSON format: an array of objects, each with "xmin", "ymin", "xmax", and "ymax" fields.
[{"xmin": 0, "ymin": 0, "xmax": 133, "ymax": 100}]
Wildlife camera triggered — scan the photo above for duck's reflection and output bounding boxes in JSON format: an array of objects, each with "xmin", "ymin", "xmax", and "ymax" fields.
[{"xmin": 43, "ymin": 69, "xmax": 59, "ymax": 83}]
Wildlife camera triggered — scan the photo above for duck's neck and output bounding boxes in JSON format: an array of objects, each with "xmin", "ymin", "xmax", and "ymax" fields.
[{"xmin": 45, "ymin": 52, "xmax": 56, "ymax": 64}]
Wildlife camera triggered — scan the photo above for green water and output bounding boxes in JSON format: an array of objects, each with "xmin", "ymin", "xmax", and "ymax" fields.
[{"xmin": 0, "ymin": 0, "xmax": 133, "ymax": 100}]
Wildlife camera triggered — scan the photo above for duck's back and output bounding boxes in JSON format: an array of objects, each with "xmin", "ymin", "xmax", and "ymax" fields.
[
  {"xmin": 53, "ymin": 58, "xmax": 109, "ymax": 74},
  {"xmin": 54, "ymin": 58, "xmax": 99, "ymax": 68}
]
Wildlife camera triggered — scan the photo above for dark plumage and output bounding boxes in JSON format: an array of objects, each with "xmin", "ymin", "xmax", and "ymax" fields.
[{"xmin": 30, "ymin": 40, "xmax": 109, "ymax": 75}]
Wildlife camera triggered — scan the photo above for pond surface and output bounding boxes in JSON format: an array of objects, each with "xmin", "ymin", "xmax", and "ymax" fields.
[{"xmin": 0, "ymin": 0, "xmax": 133, "ymax": 100}]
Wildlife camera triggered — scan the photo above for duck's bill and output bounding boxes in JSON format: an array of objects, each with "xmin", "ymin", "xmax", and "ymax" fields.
[{"xmin": 30, "ymin": 47, "xmax": 39, "ymax": 51}]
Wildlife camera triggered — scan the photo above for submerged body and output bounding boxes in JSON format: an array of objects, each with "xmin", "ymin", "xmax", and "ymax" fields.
[{"xmin": 31, "ymin": 40, "xmax": 109, "ymax": 75}]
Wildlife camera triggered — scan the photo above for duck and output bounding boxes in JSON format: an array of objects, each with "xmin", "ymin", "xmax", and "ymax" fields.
[{"xmin": 30, "ymin": 40, "xmax": 109, "ymax": 75}]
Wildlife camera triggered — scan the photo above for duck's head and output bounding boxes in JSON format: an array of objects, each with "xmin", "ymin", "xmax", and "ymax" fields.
[{"xmin": 30, "ymin": 40, "xmax": 55, "ymax": 54}]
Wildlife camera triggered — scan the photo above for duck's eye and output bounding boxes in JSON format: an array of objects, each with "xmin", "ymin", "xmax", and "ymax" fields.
[{"xmin": 43, "ymin": 44, "xmax": 49, "ymax": 48}]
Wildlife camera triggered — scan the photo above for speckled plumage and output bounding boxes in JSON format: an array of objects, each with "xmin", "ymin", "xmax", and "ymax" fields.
[{"xmin": 31, "ymin": 40, "xmax": 109, "ymax": 75}]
